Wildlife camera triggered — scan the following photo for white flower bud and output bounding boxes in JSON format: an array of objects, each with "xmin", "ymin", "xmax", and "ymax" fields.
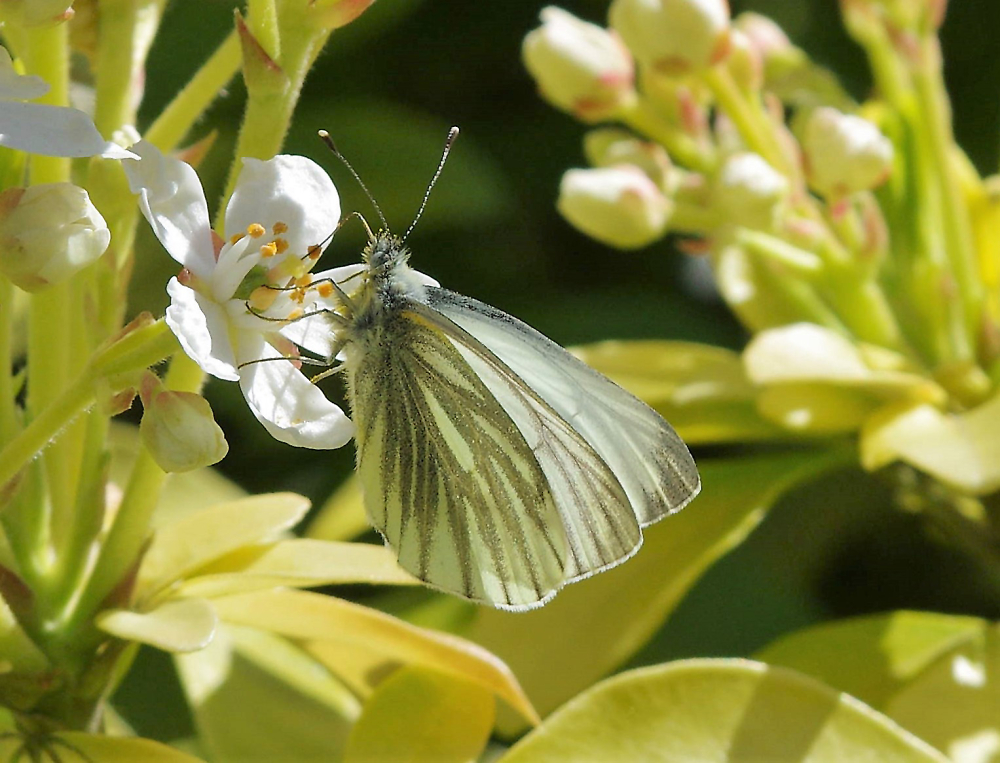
[
  {"xmin": 803, "ymin": 107, "xmax": 893, "ymax": 198},
  {"xmin": 734, "ymin": 12, "xmax": 793, "ymax": 61},
  {"xmin": 523, "ymin": 7, "xmax": 635, "ymax": 122},
  {"xmin": 0, "ymin": 183, "xmax": 111, "ymax": 292},
  {"xmin": 558, "ymin": 166, "xmax": 672, "ymax": 249},
  {"xmin": 714, "ymin": 152, "xmax": 788, "ymax": 231},
  {"xmin": 139, "ymin": 375, "xmax": 229, "ymax": 473},
  {"xmin": 726, "ymin": 29, "xmax": 762, "ymax": 93},
  {"xmin": 609, "ymin": 0, "xmax": 731, "ymax": 74},
  {"xmin": 583, "ymin": 128, "xmax": 674, "ymax": 188}
]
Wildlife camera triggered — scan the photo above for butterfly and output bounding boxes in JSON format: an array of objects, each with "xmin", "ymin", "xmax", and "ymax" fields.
[{"xmin": 321, "ymin": 129, "xmax": 700, "ymax": 611}]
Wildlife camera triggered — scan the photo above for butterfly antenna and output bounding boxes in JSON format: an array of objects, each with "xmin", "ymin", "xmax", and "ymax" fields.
[
  {"xmin": 403, "ymin": 125, "xmax": 459, "ymax": 242},
  {"xmin": 318, "ymin": 129, "xmax": 388, "ymax": 234}
]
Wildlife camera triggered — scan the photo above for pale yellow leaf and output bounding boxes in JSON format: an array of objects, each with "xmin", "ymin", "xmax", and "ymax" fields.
[
  {"xmin": 211, "ymin": 588, "xmax": 538, "ymax": 724},
  {"xmin": 97, "ymin": 598, "xmax": 217, "ymax": 653}
]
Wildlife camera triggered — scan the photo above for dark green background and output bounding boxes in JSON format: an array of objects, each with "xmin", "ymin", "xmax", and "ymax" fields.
[{"xmin": 120, "ymin": 0, "xmax": 1000, "ymax": 741}]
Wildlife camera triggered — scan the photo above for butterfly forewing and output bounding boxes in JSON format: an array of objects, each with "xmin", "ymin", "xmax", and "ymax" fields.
[
  {"xmin": 419, "ymin": 288, "xmax": 701, "ymax": 526},
  {"xmin": 347, "ymin": 310, "xmax": 573, "ymax": 609}
]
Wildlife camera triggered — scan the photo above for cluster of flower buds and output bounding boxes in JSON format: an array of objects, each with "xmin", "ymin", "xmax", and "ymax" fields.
[{"xmin": 525, "ymin": 0, "xmax": 1000, "ymax": 498}]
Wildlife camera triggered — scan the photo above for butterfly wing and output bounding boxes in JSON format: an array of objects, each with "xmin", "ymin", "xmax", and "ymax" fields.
[
  {"xmin": 346, "ymin": 303, "xmax": 645, "ymax": 610},
  {"xmin": 418, "ymin": 288, "xmax": 701, "ymax": 529}
]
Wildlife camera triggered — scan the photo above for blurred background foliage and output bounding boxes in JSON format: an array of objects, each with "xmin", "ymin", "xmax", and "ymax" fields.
[{"xmin": 119, "ymin": 0, "xmax": 1000, "ymax": 741}]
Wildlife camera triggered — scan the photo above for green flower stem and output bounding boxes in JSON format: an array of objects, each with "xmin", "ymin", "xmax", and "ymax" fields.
[
  {"xmin": 0, "ymin": 320, "xmax": 178, "ymax": 498},
  {"xmin": 217, "ymin": 17, "xmax": 332, "ymax": 228},
  {"xmin": 822, "ymin": 269, "xmax": 904, "ymax": 350},
  {"xmin": 911, "ymin": 38, "xmax": 981, "ymax": 350},
  {"xmin": 247, "ymin": 0, "xmax": 281, "ymax": 62},
  {"xmin": 703, "ymin": 67, "xmax": 791, "ymax": 178},
  {"xmin": 24, "ymin": 22, "xmax": 70, "ymax": 185},
  {"xmin": 144, "ymin": 29, "xmax": 241, "ymax": 153},
  {"xmin": 669, "ymin": 202, "xmax": 720, "ymax": 234},
  {"xmin": 0, "ymin": 278, "xmax": 17, "ymax": 444},
  {"xmin": 70, "ymin": 352, "xmax": 202, "ymax": 632},
  {"xmin": 620, "ymin": 100, "xmax": 712, "ymax": 173},
  {"xmin": 736, "ymin": 229, "xmax": 824, "ymax": 278}
]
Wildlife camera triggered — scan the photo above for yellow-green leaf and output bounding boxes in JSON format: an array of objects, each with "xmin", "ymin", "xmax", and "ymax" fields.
[
  {"xmin": 343, "ymin": 666, "xmax": 495, "ymax": 763},
  {"xmin": 467, "ymin": 449, "xmax": 847, "ymax": 733},
  {"xmin": 0, "ymin": 593, "xmax": 47, "ymax": 672},
  {"xmin": 572, "ymin": 339, "xmax": 786, "ymax": 443},
  {"xmin": 306, "ymin": 475, "xmax": 370, "ymax": 542},
  {"xmin": 97, "ymin": 598, "xmax": 217, "ymax": 653},
  {"xmin": 138, "ymin": 493, "xmax": 311, "ymax": 598},
  {"xmin": 176, "ymin": 625, "xmax": 357, "ymax": 763},
  {"xmin": 861, "ymin": 395, "xmax": 1000, "ymax": 494},
  {"xmin": 211, "ymin": 588, "xmax": 538, "ymax": 724},
  {"xmin": 499, "ymin": 660, "xmax": 948, "ymax": 763},
  {"xmin": 176, "ymin": 538, "xmax": 417, "ymax": 599},
  {"xmin": 757, "ymin": 611, "xmax": 985, "ymax": 709},
  {"xmin": 0, "ymin": 732, "xmax": 206, "ymax": 762}
]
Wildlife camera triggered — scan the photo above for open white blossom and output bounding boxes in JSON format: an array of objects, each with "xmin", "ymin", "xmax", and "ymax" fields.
[
  {"xmin": 0, "ymin": 46, "xmax": 133, "ymax": 159},
  {"xmin": 123, "ymin": 140, "xmax": 357, "ymax": 449}
]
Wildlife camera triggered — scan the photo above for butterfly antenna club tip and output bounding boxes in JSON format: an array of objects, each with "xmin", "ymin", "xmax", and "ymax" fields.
[{"xmin": 403, "ymin": 126, "xmax": 460, "ymax": 242}]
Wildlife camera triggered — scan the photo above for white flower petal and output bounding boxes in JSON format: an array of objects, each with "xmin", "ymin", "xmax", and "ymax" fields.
[
  {"xmin": 165, "ymin": 278, "xmax": 240, "ymax": 381},
  {"xmin": 236, "ymin": 333, "xmax": 354, "ymax": 449},
  {"xmin": 0, "ymin": 47, "xmax": 48, "ymax": 100},
  {"xmin": 0, "ymin": 102, "xmax": 136, "ymax": 158},
  {"xmin": 225, "ymin": 155, "xmax": 340, "ymax": 256},
  {"xmin": 123, "ymin": 140, "xmax": 216, "ymax": 277}
]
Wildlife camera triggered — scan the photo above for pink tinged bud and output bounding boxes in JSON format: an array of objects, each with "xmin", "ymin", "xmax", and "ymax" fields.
[
  {"xmin": 583, "ymin": 128, "xmax": 674, "ymax": 188},
  {"xmin": 803, "ymin": 107, "xmax": 894, "ymax": 198},
  {"xmin": 523, "ymin": 7, "xmax": 636, "ymax": 122},
  {"xmin": 308, "ymin": 0, "xmax": 376, "ymax": 30},
  {"xmin": 0, "ymin": 0, "xmax": 74, "ymax": 26},
  {"xmin": 139, "ymin": 375, "xmax": 229, "ymax": 473},
  {"xmin": 558, "ymin": 166, "xmax": 672, "ymax": 249},
  {"xmin": 0, "ymin": 183, "xmax": 110, "ymax": 292},
  {"xmin": 714, "ymin": 152, "xmax": 789, "ymax": 231},
  {"xmin": 734, "ymin": 12, "xmax": 793, "ymax": 60},
  {"xmin": 609, "ymin": 0, "xmax": 731, "ymax": 74}
]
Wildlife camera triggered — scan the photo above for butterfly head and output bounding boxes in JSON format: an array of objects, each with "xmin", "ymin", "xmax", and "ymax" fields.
[{"xmin": 365, "ymin": 230, "xmax": 410, "ymax": 276}]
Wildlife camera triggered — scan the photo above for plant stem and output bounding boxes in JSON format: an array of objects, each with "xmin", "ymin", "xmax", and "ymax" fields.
[{"xmin": 620, "ymin": 100, "xmax": 712, "ymax": 173}]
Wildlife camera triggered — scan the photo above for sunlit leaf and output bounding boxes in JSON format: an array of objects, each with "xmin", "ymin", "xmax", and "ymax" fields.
[
  {"xmin": 758, "ymin": 612, "xmax": 1000, "ymax": 762},
  {"xmin": 467, "ymin": 449, "xmax": 849, "ymax": 734},
  {"xmin": 0, "ymin": 732, "xmax": 206, "ymax": 762},
  {"xmin": 98, "ymin": 598, "xmax": 217, "ymax": 653},
  {"xmin": 861, "ymin": 395, "xmax": 1000, "ymax": 494},
  {"xmin": 177, "ymin": 538, "xmax": 417, "ymax": 598},
  {"xmin": 306, "ymin": 475, "xmax": 370, "ymax": 542},
  {"xmin": 0, "ymin": 593, "xmax": 47, "ymax": 672},
  {"xmin": 572, "ymin": 340, "xmax": 786, "ymax": 443},
  {"xmin": 343, "ymin": 665, "xmax": 495, "ymax": 763},
  {"xmin": 499, "ymin": 660, "xmax": 948, "ymax": 763},
  {"xmin": 757, "ymin": 611, "xmax": 984, "ymax": 709},
  {"xmin": 138, "ymin": 493, "xmax": 311, "ymax": 598},
  {"xmin": 176, "ymin": 625, "xmax": 357, "ymax": 763},
  {"xmin": 211, "ymin": 588, "xmax": 538, "ymax": 724}
]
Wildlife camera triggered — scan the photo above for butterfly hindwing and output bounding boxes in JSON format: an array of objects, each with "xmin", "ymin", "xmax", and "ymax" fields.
[
  {"xmin": 418, "ymin": 288, "xmax": 701, "ymax": 528},
  {"xmin": 347, "ymin": 309, "xmax": 572, "ymax": 609}
]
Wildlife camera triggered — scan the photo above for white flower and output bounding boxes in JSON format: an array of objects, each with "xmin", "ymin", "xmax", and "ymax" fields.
[
  {"xmin": 0, "ymin": 182, "xmax": 110, "ymax": 291},
  {"xmin": 522, "ymin": 7, "xmax": 635, "ymax": 122},
  {"xmin": 558, "ymin": 166, "xmax": 672, "ymax": 249},
  {"xmin": 123, "ymin": 140, "xmax": 356, "ymax": 450},
  {"xmin": 0, "ymin": 46, "xmax": 133, "ymax": 159},
  {"xmin": 609, "ymin": 0, "xmax": 731, "ymax": 74}
]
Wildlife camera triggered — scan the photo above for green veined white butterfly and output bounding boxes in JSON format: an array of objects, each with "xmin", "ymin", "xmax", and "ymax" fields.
[{"xmin": 322, "ymin": 128, "xmax": 700, "ymax": 611}]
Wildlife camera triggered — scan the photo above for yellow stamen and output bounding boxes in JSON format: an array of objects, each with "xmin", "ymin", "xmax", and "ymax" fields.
[
  {"xmin": 274, "ymin": 237, "xmax": 289, "ymax": 254},
  {"xmin": 247, "ymin": 223, "xmax": 266, "ymax": 238},
  {"xmin": 229, "ymin": 233, "xmax": 244, "ymax": 245},
  {"xmin": 273, "ymin": 221, "xmax": 288, "ymax": 234},
  {"xmin": 249, "ymin": 286, "xmax": 278, "ymax": 312},
  {"xmin": 316, "ymin": 282, "xmax": 334, "ymax": 298},
  {"xmin": 307, "ymin": 244, "xmax": 322, "ymax": 260},
  {"xmin": 259, "ymin": 242, "xmax": 278, "ymax": 258},
  {"xmin": 288, "ymin": 308, "xmax": 304, "ymax": 321},
  {"xmin": 294, "ymin": 274, "xmax": 312, "ymax": 288}
]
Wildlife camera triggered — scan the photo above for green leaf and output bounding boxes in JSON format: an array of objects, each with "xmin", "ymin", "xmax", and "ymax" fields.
[
  {"xmin": 0, "ymin": 733, "xmax": 206, "ymax": 762},
  {"xmin": 572, "ymin": 340, "xmax": 786, "ymax": 444},
  {"xmin": 499, "ymin": 660, "xmax": 948, "ymax": 763},
  {"xmin": 757, "ymin": 611, "xmax": 985, "ymax": 709},
  {"xmin": 210, "ymin": 588, "xmax": 538, "ymax": 724},
  {"xmin": 467, "ymin": 449, "xmax": 848, "ymax": 733},
  {"xmin": 97, "ymin": 598, "xmax": 218, "ymax": 653},
  {"xmin": 176, "ymin": 625, "xmax": 357, "ymax": 763},
  {"xmin": 176, "ymin": 538, "xmax": 417, "ymax": 599},
  {"xmin": 343, "ymin": 666, "xmax": 495, "ymax": 763},
  {"xmin": 758, "ymin": 612, "xmax": 1000, "ymax": 761},
  {"xmin": 137, "ymin": 493, "xmax": 311, "ymax": 599}
]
